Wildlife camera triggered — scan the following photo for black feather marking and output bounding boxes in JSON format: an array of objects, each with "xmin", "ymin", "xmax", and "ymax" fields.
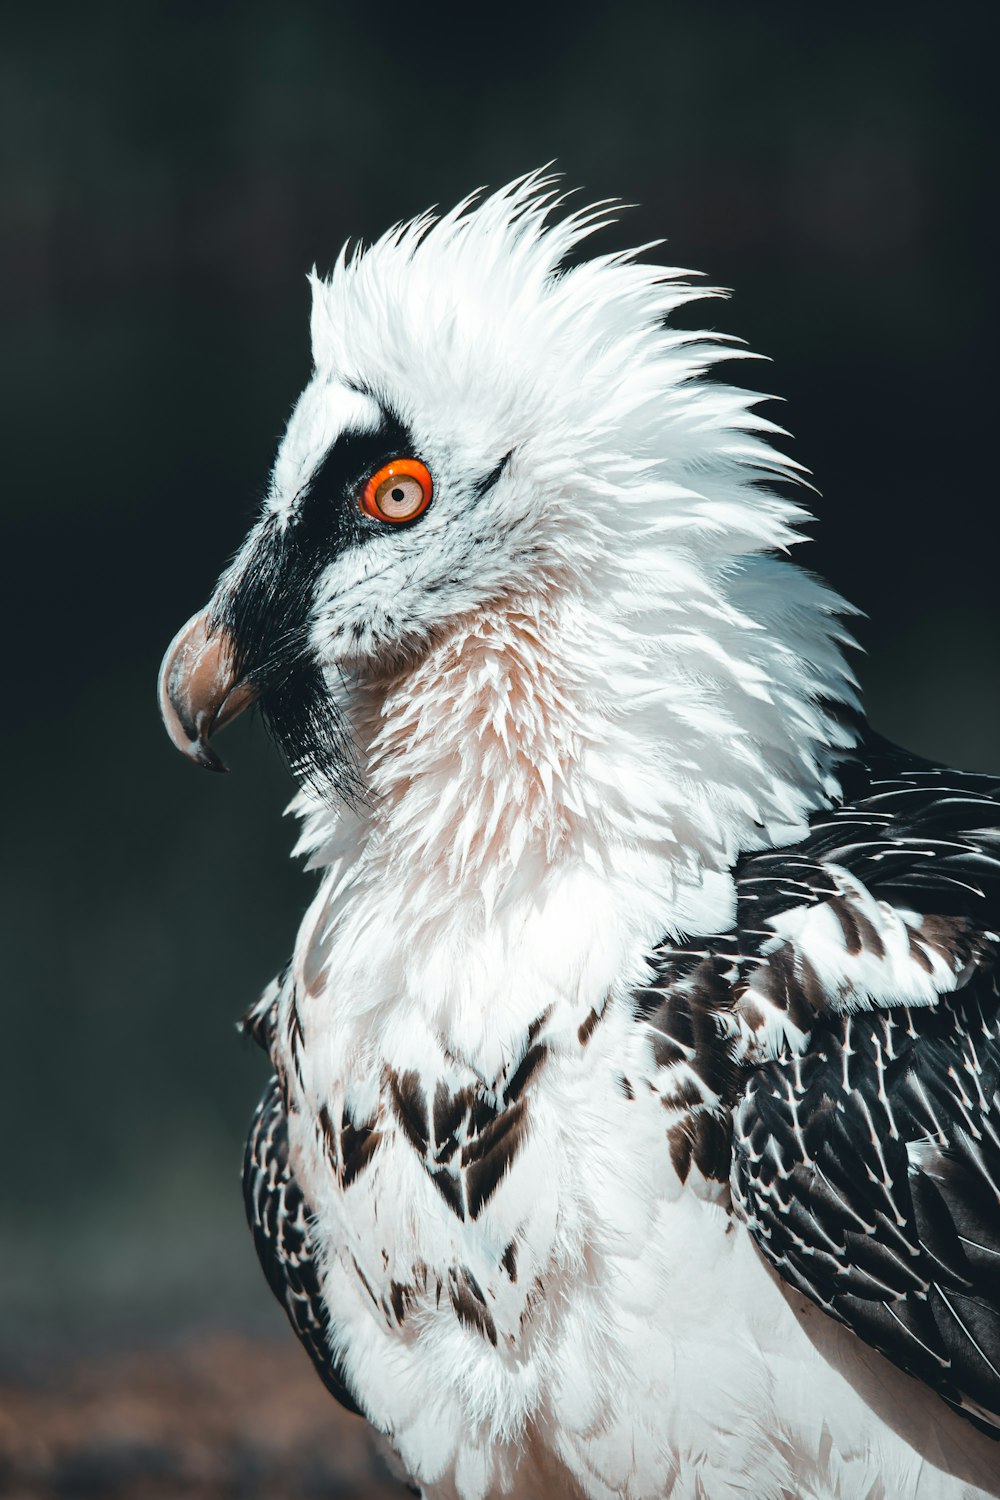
[
  {"xmin": 502, "ymin": 1240, "xmax": 518, "ymax": 1282},
  {"xmin": 578, "ymin": 1003, "xmax": 604, "ymax": 1047},
  {"xmin": 668, "ymin": 1122, "xmax": 693, "ymax": 1184},
  {"xmin": 317, "ymin": 1104, "xmax": 338, "ymax": 1171},
  {"xmin": 242, "ymin": 996, "xmax": 278, "ymax": 1052},
  {"xmin": 472, "ymin": 449, "xmax": 514, "ymax": 501},
  {"xmin": 449, "ymin": 1267, "xmax": 498, "ymax": 1346},
  {"xmin": 660, "ymin": 1072, "xmax": 708, "ymax": 1110},
  {"xmin": 340, "ymin": 1106, "xmax": 383, "ymax": 1189},
  {"xmin": 827, "ymin": 895, "xmax": 864, "ymax": 956},
  {"xmin": 243, "ymin": 1078, "xmax": 362, "ymax": 1416},
  {"xmin": 429, "ymin": 1166, "xmax": 465, "ymax": 1219},
  {"xmin": 351, "ymin": 1255, "xmax": 379, "ymax": 1309},
  {"xmin": 642, "ymin": 956, "xmax": 740, "ymax": 1103},
  {"xmin": 240, "ymin": 964, "xmax": 289, "ymax": 1052},
  {"xmin": 434, "ymin": 1080, "xmax": 473, "ymax": 1158},
  {"xmin": 464, "ymin": 1099, "xmax": 529, "ymax": 1219},
  {"xmin": 432, "ymin": 1080, "xmax": 470, "ymax": 1159},
  {"xmin": 388, "ymin": 1068, "xmax": 431, "ymax": 1152},
  {"xmin": 505, "ymin": 1041, "xmax": 548, "ymax": 1102},
  {"xmin": 286, "ymin": 992, "xmax": 306, "ymax": 1086}
]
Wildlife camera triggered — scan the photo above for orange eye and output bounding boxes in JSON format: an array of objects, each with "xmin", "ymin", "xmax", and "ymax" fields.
[{"xmin": 360, "ymin": 458, "xmax": 433, "ymax": 523}]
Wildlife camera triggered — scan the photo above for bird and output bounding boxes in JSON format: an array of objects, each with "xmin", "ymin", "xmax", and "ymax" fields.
[{"xmin": 159, "ymin": 173, "xmax": 1000, "ymax": 1499}]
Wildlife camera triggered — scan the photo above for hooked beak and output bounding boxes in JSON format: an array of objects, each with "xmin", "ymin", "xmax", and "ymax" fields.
[{"xmin": 158, "ymin": 608, "xmax": 258, "ymax": 772}]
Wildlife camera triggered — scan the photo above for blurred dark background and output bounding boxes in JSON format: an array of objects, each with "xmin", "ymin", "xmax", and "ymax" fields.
[{"xmin": 2, "ymin": 0, "xmax": 997, "ymax": 1490}]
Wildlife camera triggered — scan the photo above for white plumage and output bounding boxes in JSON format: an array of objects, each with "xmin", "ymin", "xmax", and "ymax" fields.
[{"xmin": 160, "ymin": 174, "xmax": 1000, "ymax": 1498}]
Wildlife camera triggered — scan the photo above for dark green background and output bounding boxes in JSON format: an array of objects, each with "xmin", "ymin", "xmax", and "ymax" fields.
[{"xmin": 3, "ymin": 1, "xmax": 997, "ymax": 1364}]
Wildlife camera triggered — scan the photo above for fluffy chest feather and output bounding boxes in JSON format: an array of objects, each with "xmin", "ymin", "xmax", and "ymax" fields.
[
  {"xmin": 276, "ymin": 871, "xmax": 670, "ymax": 1325},
  {"xmin": 274, "ymin": 952, "xmax": 722, "ymax": 1486},
  {"xmin": 268, "ymin": 953, "xmax": 1000, "ymax": 1500}
]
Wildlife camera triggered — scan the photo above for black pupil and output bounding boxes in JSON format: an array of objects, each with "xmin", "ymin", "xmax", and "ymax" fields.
[{"xmin": 391, "ymin": 487, "xmax": 406, "ymax": 503}]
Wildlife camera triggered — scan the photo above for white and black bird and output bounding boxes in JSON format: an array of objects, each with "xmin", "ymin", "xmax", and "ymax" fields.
[{"xmin": 159, "ymin": 175, "xmax": 1000, "ymax": 1499}]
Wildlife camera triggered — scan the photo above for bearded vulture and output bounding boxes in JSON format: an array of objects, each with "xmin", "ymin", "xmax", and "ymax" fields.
[{"xmin": 159, "ymin": 175, "xmax": 1000, "ymax": 1499}]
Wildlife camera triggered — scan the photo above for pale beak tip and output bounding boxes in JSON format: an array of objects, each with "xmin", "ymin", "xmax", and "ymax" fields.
[{"xmin": 189, "ymin": 739, "xmax": 230, "ymax": 774}]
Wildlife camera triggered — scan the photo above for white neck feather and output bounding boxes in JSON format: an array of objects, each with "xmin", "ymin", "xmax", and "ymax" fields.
[{"xmin": 289, "ymin": 551, "xmax": 857, "ymax": 1073}]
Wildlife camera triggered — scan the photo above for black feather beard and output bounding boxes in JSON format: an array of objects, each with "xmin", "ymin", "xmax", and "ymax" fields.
[{"xmin": 213, "ymin": 515, "xmax": 365, "ymax": 808}]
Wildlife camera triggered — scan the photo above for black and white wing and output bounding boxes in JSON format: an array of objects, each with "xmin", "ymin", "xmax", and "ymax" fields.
[
  {"xmin": 733, "ymin": 992, "xmax": 1000, "ymax": 1435},
  {"xmin": 243, "ymin": 1074, "xmax": 362, "ymax": 1417},
  {"xmin": 729, "ymin": 736, "xmax": 1000, "ymax": 1437}
]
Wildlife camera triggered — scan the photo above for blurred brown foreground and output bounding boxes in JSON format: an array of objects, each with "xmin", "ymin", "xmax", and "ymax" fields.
[{"xmin": 0, "ymin": 1337, "xmax": 406, "ymax": 1499}]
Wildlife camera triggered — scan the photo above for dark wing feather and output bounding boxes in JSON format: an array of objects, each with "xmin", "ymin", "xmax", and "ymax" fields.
[
  {"xmin": 243, "ymin": 1076, "xmax": 362, "ymax": 1417},
  {"xmin": 732, "ymin": 988, "xmax": 1000, "ymax": 1435},
  {"xmin": 730, "ymin": 736, "xmax": 1000, "ymax": 1437},
  {"xmin": 735, "ymin": 733, "xmax": 1000, "ymax": 935}
]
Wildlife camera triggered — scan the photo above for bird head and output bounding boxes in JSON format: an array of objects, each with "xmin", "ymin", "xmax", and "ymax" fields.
[{"xmin": 160, "ymin": 172, "xmax": 857, "ymax": 878}]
